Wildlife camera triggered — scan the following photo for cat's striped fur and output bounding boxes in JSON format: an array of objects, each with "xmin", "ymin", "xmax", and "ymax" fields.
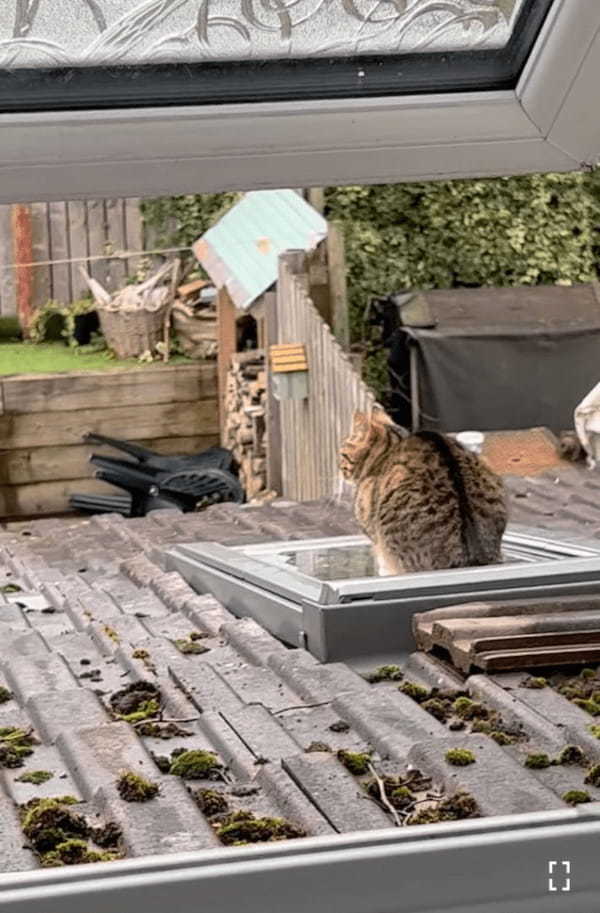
[{"xmin": 339, "ymin": 410, "xmax": 507, "ymax": 575}]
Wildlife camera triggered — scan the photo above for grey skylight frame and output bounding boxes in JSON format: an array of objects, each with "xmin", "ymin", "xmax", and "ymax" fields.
[
  {"xmin": 166, "ymin": 527, "xmax": 600, "ymax": 662},
  {"xmin": 0, "ymin": 0, "xmax": 598, "ymax": 203}
]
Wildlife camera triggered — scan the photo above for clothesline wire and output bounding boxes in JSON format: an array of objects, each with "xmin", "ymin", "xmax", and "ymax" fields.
[{"xmin": 0, "ymin": 246, "xmax": 192, "ymax": 272}]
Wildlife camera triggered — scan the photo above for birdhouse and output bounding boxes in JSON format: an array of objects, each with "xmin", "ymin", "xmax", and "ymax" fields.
[{"xmin": 270, "ymin": 343, "xmax": 309, "ymax": 401}]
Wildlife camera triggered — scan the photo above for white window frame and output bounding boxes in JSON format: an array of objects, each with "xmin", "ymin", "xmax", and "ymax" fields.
[{"xmin": 0, "ymin": 0, "xmax": 597, "ymax": 203}]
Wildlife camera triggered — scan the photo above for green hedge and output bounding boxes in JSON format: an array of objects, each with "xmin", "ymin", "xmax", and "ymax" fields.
[{"xmin": 142, "ymin": 172, "xmax": 600, "ymax": 394}]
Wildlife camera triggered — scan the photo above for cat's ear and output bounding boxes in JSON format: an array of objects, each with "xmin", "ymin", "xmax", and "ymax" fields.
[
  {"xmin": 351, "ymin": 411, "xmax": 369, "ymax": 432},
  {"xmin": 371, "ymin": 408, "xmax": 392, "ymax": 425},
  {"xmin": 371, "ymin": 408, "xmax": 408, "ymax": 438}
]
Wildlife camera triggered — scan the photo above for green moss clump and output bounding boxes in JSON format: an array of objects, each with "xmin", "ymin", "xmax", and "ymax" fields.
[
  {"xmin": 0, "ymin": 583, "xmax": 22, "ymax": 594},
  {"xmin": 16, "ymin": 770, "xmax": 54, "ymax": 785},
  {"xmin": 116, "ymin": 771, "xmax": 159, "ymax": 802},
  {"xmin": 438, "ymin": 792, "xmax": 479, "ymax": 820},
  {"xmin": 0, "ymin": 686, "xmax": 12, "ymax": 704},
  {"xmin": 452, "ymin": 697, "xmax": 488, "ymax": 720},
  {"xmin": 364, "ymin": 665, "xmax": 403, "ymax": 683},
  {"xmin": 137, "ymin": 720, "xmax": 192, "ymax": 739},
  {"xmin": 173, "ymin": 638, "xmax": 210, "ymax": 655},
  {"xmin": 522, "ymin": 677, "xmax": 548, "ymax": 689},
  {"xmin": 573, "ymin": 699, "xmax": 600, "ymax": 717},
  {"xmin": 580, "ymin": 668, "xmax": 597, "ymax": 680},
  {"xmin": 364, "ymin": 772, "xmax": 431, "ymax": 810},
  {"xmin": 556, "ymin": 745, "xmax": 586, "ymax": 766},
  {"xmin": 103, "ymin": 625, "xmax": 120, "ymax": 644},
  {"xmin": 328, "ymin": 720, "xmax": 350, "ymax": 733},
  {"xmin": 21, "ymin": 798, "xmax": 88, "ymax": 853},
  {"xmin": 390, "ymin": 786, "xmax": 415, "ymax": 808},
  {"xmin": 524, "ymin": 753, "xmax": 552, "ymax": 770},
  {"xmin": 91, "ymin": 821, "xmax": 122, "ymax": 848},
  {"xmin": 445, "ymin": 748, "xmax": 476, "ymax": 766},
  {"xmin": 152, "ymin": 754, "xmax": 172, "ymax": 773},
  {"xmin": 407, "ymin": 790, "xmax": 479, "ymax": 825},
  {"xmin": 40, "ymin": 838, "xmax": 120, "ymax": 867},
  {"xmin": 169, "ymin": 750, "xmax": 222, "ymax": 780},
  {"xmin": 110, "ymin": 681, "xmax": 162, "ymax": 723},
  {"xmin": 584, "ymin": 764, "xmax": 600, "ymax": 787},
  {"xmin": 587, "ymin": 724, "xmax": 600, "ymax": 739},
  {"xmin": 399, "ymin": 682, "xmax": 430, "ymax": 703},
  {"xmin": 216, "ymin": 811, "xmax": 305, "ymax": 846},
  {"xmin": 306, "ymin": 741, "xmax": 331, "ymax": 753},
  {"xmin": 0, "ymin": 727, "xmax": 37, "ymax": 769},
  {"xmin": 336, "ymin": 750, "xmax": 371, "ymax": 775},
  {"xmin": 559, "ymin": 686, "xmax": 585, "ymax": 700},
  {"xmin": 490, "ymin": 731, "xmax": 514, "ymax": 746},
  {"xmin": 194, "ymin": 788, "xmax": 229, "ymax": 817},
  {"xmin": 118, "ymin": 699, "xmax": 160, "ymax": 724},
  {"xmin": 562, "ymin": 789, "xmax": 591, "ymax": 806},
  {"xmin": 422, "ymin": 698, "xmax": 452, "ymax": 722}
]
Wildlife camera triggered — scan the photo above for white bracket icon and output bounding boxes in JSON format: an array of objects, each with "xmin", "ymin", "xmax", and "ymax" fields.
[{"xmin": 548, "ymin": 860, "xmax": 571, "ymax": 892}]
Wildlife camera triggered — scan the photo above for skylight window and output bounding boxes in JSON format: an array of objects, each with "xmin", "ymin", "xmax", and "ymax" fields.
[
  {"xmin": 0, "ymin": 0, "xmax": 553, "ymax": 111},
  {"xmin": 0, "ymin": 0, "xmax": 528, "ymax": 69},
  {"xmin": 167, "ymin": 528, "xmax": 600, "ymax": 663}
]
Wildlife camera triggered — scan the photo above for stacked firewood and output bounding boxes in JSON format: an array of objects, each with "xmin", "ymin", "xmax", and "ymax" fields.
[
  {"xmin": 171, "ymin": 278, "xmax": 218, "ymax": 359},
  {"xmin": 224, "ymin": 350, "xmax": 270, "ymax": 500}
]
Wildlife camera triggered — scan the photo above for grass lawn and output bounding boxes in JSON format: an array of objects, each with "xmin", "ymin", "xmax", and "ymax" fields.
[{"xmin": 0, "ymin": 342, "xmax": 192, "ymax": 376}]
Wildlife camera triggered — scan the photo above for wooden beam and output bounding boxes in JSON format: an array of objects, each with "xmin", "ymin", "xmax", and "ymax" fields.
[
  {"xmin": 326, "ymin": 221, "xmax": 350, "ymax": 350},
  {"xmin": 0, "ymin": 477, "xmax": 115, "ymax": 519},
  {"xmin": 306, "ymin": 188, "xmax": 325, "ymax": 214},
  {"xmin": 217, "ymin": 286, "xmax": 237, "ymax": 445},
  {"xmin": 0, "ymin": 399, "xmax": 219, "ymax": 450},
  {"xmin": 0, "ymin": 435, "xmax": 218, "ymax": 486},
  {"xmin": 0, "ymin": 363, "xmax": 217, "ymax": 414},
  {"xmin": 11, "ymin": 204, "xmax": 33, "ymax": 338}
]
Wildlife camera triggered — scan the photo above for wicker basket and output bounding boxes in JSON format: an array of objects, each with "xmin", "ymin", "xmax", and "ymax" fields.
[
  {"xmin": 81, "ymin": 260, "xmax": 178, "ymax": 360},
  {"xmin": 98, "ymin": 303, "xmax": 168, "ymax": 360}
]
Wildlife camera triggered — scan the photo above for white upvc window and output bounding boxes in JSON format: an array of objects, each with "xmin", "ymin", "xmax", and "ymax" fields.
[{"xmin": 0, "ymin": 0, "xmax": 597, "ymax": 201}]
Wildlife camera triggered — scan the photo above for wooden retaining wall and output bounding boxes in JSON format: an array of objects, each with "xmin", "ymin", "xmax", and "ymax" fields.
[
  {"xmin": 271, "ymin": 253, "xmax": 377, "ymax": 501},
  {"xmin": 0, "ymin": 363, "xmax": 219, "ymax": 518}
]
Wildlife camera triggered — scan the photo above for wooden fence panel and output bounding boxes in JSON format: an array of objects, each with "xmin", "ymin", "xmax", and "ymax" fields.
[
  {"xmin": 276, "ymin": 254, "xmax": 377, "ymax": 501},
  {"xmin": 48, "ymin": 201, "xmax": 72, "ymax": 304},
  {"xmin": 0, "ymin": 199, "xmax": 144, "ymax": 317},
  {"xmin": 67, "ymin": 200, "xmax": 91, "ymax": 301},
  {"xmin": 0, "ymin": 204, "xmax": 16, "ymax": 317}
]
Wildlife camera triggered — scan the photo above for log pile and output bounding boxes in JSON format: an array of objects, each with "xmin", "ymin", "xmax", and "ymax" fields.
[
  {"xmin": 172, "ymin": 278, "xmax": 218, "ymax": 359},
  {"xmin": 224, "ymin": 350, "xmax": 271, "ymax": 500}
]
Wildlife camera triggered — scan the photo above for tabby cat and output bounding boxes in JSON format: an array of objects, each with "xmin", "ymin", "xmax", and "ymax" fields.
[{"xmin": 339, "ymin": 410, "xmax": 507, "ymax": 575}]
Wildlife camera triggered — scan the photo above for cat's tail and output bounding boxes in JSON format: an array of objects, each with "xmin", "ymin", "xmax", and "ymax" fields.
[{"xmin": 415, "ymin": 431, "xmax": 490, "ymax": 567}]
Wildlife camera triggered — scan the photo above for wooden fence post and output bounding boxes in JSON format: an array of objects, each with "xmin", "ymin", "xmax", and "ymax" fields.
[
  {"xmin": 264, "ymin": 290, "xmax": 282, "ymax": 495},
  {"xmin": 306, "ymin": 188, "xmax": 325, "ymax": 214},
  {"xmin": 216, "ymin": 287, "xmax": 237, "ymax": 445},
  {"xmin": 327, "ymin": 221, "xmax": 350, "ymax": 351},
  {"xmin": 12, "ymin": 204, "xmax": 33, "ymax": 337}
]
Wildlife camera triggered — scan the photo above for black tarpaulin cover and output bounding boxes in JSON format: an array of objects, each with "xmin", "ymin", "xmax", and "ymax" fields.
[{"xmin": 385, "ymin": 283, "xmax": 600, "ymax": 433}]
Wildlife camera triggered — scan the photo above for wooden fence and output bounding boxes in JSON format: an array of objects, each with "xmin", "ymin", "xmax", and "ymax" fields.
[
  {"xmin": 0, "ymin": 199, "xmax": 143, "ymax": 318},
  {"xmin": 269, "ymin": 252, "xmax": 377, "ymax": 501}
]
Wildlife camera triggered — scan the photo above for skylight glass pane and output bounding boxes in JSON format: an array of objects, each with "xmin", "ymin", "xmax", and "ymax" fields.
[{"xmin": 0, "ymin": 0, "xmax": 528, "ymax": 69}]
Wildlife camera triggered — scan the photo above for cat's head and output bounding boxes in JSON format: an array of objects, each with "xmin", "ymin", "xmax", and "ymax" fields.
[{"xmin": 339, "ymin": 409, "xmax": 406, "ymax": 480}]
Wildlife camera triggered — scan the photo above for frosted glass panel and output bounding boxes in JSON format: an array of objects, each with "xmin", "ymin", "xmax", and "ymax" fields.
[{"xmin": 0, "ymin": 1, "xmax": 527, "ymax": 69}]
